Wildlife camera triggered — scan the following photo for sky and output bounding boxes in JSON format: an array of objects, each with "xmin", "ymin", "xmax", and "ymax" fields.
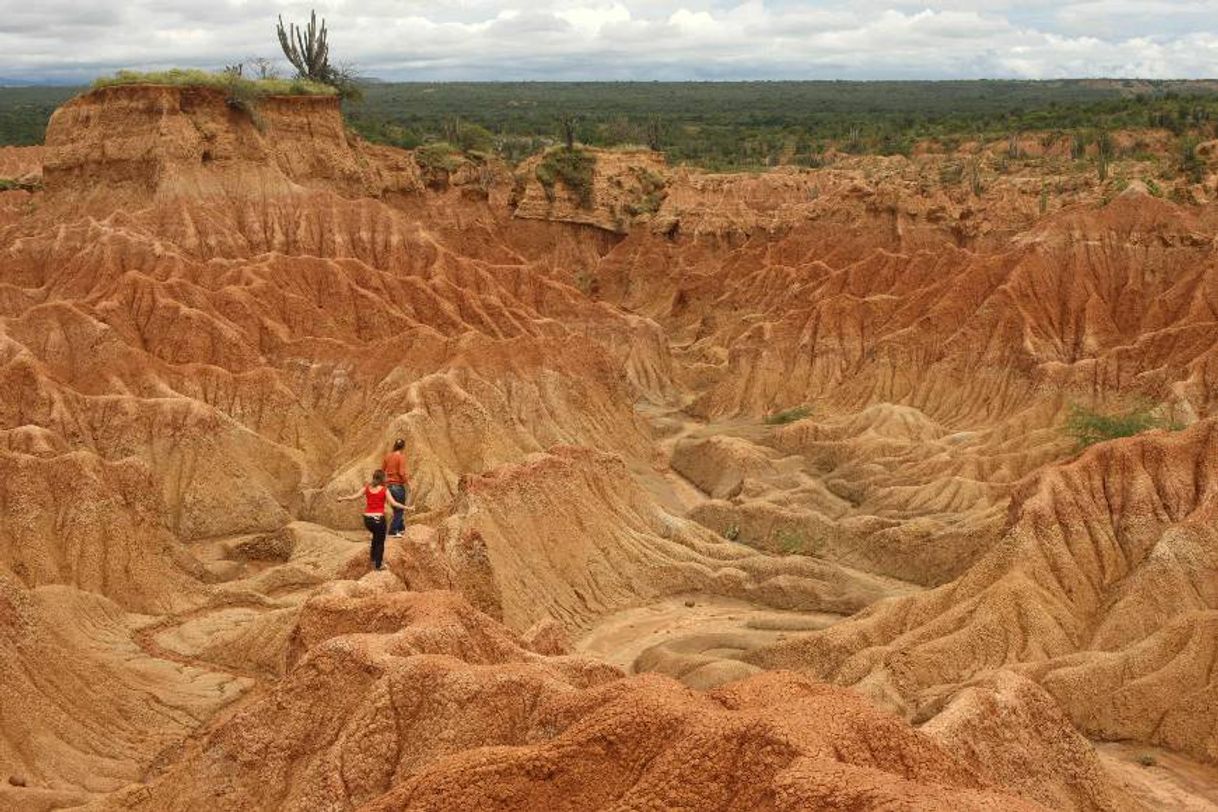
[{"xmin": 2, "ymin": 1, "xmax": 1217, "ymax": 84}]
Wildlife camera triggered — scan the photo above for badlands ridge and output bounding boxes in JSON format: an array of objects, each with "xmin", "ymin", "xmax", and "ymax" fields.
[{"xmin": 1, "ymin": 85, "xmax": 1217, "ymax": 810}]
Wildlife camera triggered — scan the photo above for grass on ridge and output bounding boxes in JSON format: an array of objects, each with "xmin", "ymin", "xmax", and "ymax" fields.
[{"xmin": 91, "ymin": 69, "xmax": 337, "ymax": 97}]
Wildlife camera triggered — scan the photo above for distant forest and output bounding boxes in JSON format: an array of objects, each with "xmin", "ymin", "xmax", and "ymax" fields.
[{"xmin": 3, "ymin": 79, "xmax": 1218, "ymax": 170}]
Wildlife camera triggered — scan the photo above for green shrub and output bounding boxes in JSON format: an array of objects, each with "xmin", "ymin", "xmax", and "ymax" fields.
[
  {"xmin": 0, "ymin": 177, "xmax": 40, "ymax": 192},
  {"xmin": 1096, "ymin": 130, "xmax": 1115, "ymax": 160},
  {"xmin": 414, "ymin": 141, "xmax": 463, "ymax": 173},
  {"xmin": 1064, "ymin": 403, "xmax": 1179, "ymax": 449},
  {"xmin": 626, "ymin": 193, "xmax": 664, "ymax": 217},
  {"xmin": 448, "ymin": 120, "xmax": 494, "ymax": 154},
  {"xmin": 764, "ymin": 405, "xmax": 812, "ymax": 425},
  {"xmin": 723, "ymin": 524, "xmax": 740, "ymax": 541},
  {"xmin": 1180, "ymin": 137, "xmax": 1205, "ymax": 183},
  {"xmin": 352, "ymin": 120, "xmax": 422, "ymax": 150},
  {"xmin": 842, "ymin": 126, "xmax": 865, "ymax": 154},
  {"xmin": 536, "ymin": 147, "xmax": 596, "ymax": 208},
  {"xmin": 1071, "ymin": 133, "xmax": 1088, "ymax": 161},
  {"xmin": 633, "ymin": 166, "xmax": 666, "ymax": 194},
  {"xmin": 624, "ymin": 167, "xmax": 667, "ymax": 216},
  {"xmin": 1137, "ymin": 754, "xmax": 1157, "ymax": 768},
  {"xmin": 877, "ymin": 132, "xmax": 912, "ymax": 157}
]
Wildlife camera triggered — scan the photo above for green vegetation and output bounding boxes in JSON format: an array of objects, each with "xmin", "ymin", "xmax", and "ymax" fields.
[
  {"xmin": 1064, "ymin": 403, "xmax": 1181, "ymax": 449},
  {"xmin": 626, "ymin": 166, "xmax": 667, "ymax": 216},
  {"xmin": 338, "ymin": 80, "xmax": 1218, "ymax": 170},
  {"xmin": 535, "ymin": 147, "xmax": 596, "ymax": 208},
  {"xmin": 1179, "ymin": 137, "xmax": 1205, "ymax": 184},
  {"xmin": 1137, "ymin": 754, "xmax": 1157, "ymax": 768},
  {"xmin": 775, "ymin": 528, "xmax": 807, "ymax": 555},
  {"xmin": 413, "ymin": 141, "xmax": 463, "ymax": 173},
  {"xmin": 764, "ymin": 405, "xmax": 812, "ymax": 425},
  {"xmin": 0, "ymin": 177, "xmax": 39, "ymax": 192},
  {"xmin": 722, "ymin": 524, "xmax": 741, "ymax": 542},
  {"xmin": 0, "ymin": 86, "xmax": 76, "ymax": 145},
  {"xmin": 90, "ymin": 69, "xmax": 337, "ymax": 96},
  {"xmin": 445, "ymin": 119, "xmax": 495, "ymax": 153},
  {"xmin": 7, "ymin": 79, "xmax": 1218, "ymax": 170},
  {"xmin": 276, "ymin": 9, "xmax": 361, "ymax": 100}
]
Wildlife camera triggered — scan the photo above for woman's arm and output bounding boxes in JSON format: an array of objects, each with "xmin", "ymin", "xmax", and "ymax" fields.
[
  {"xmin": 387, "ymin": 493, "xmax": 409, "ymax": 510},
  {"xmin": 335, "ymin": 487, "xmax": 365, "ymax": 502}
]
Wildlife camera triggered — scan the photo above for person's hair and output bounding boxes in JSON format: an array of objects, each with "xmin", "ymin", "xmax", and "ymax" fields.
[
  {"xmin": 393, "ymin": 438, "xmax": 405, "ymax": 451},
  {"xmin": 371, "ymin": 469, "xmax": 385, "ymax": 486}
]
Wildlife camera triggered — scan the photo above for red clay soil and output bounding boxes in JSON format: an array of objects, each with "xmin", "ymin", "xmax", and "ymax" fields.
[{"xmin": 2, "ymin": 85, "xmax": 1216, "ymax": 810}]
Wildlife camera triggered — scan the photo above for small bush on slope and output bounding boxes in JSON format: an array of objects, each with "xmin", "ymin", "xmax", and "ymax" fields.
[
  {"xmin": 536, "ymin": 147, "xmax": 596, "ymax": 208},
  {"xmin": 1064, "ymin": 403, "xmax": 1181, "ymax": 449},
  {"xmin": 764, "ymin": 405, "xmax": 812, "ymax": 425},
  {"xmin": 414, "ymin": 142, "xmax": 464, "ymax": 173}
]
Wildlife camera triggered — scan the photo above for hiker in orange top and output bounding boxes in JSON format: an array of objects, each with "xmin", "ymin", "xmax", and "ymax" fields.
[
  {"xmin": 382, "ymin": 438, "xmax": 413, "ymax": 539},
  {"xmin": 336, "ymin": 469, "xmax": 409, "ymax": 570}
]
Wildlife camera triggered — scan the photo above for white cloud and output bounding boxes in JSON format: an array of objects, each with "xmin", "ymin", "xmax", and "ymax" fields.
[
  {"xmin": 0, "ymin": 0, "xmax": 1214, "ymax": 82},
  {"xmin": 554, "ymin": 3, "xmax": 631, "ymax": 35}
]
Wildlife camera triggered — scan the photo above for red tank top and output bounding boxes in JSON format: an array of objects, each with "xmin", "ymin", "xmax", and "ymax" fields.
[{"xmin": 364, "ymin": 485, "xmax": 387, "ymax": 514}]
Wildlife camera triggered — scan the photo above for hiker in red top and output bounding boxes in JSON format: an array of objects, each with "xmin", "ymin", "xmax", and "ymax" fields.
[
  {"xmin": 336, "ymin": 469, "xmax": 409, "ymax": 570},
  {"xmin": 382, "ymin": 438, "xmax": 413, "ymax": 539}
]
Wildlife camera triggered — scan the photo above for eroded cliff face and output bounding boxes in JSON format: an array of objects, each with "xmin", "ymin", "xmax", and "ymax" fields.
[
  {"xmin": 42, "ymin": 84, "xmax": 423, "ymax": 200},
  {"xmin": 2, "ymin": 85, "xmax": 1216, "ymax": 810}
]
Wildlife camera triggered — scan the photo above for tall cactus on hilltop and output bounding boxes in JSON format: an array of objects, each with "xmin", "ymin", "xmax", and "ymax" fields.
[{"xmin": 277, "ymin": 10, "xmax": 332, "ymax": 83}]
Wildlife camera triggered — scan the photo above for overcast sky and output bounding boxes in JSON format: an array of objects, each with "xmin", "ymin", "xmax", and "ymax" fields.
[{"xmin": 3, "ymin": 1, "xmax": 1217, "ymax": 83}]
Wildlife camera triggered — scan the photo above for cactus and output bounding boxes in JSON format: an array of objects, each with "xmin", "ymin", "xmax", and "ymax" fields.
[
  {"xmin": 277, "ymin": 10, "xmax": 332, "ymax": 84},
  {"xmin": 557, "ymin": 114, "xmax": 580, "ymax": 151}
]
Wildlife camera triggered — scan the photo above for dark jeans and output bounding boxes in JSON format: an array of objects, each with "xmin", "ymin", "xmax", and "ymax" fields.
[
  {"xmin": 388, "ymin": 484, "xmax": 409, "ymax": 535},
  {"xmin": 363, "ymin": 514, "xmax": 387, "ymax": 568}
]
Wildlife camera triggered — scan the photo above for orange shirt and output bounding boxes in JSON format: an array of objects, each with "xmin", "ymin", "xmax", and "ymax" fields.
[{"xmin": 382, "ymin": 451, "xmax": 409, "ymax": 485}]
